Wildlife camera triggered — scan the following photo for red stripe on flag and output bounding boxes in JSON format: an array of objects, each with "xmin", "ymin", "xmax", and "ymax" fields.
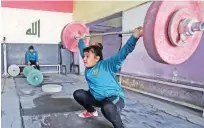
[{"xmin": 1, "ymin": 1, "xmax": 73, "ymax": 13}]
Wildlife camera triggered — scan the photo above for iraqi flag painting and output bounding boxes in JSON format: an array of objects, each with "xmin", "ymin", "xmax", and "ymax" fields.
[{"xmin": 1, "ymin": 1, "xmax": 73, "ymax": 44}]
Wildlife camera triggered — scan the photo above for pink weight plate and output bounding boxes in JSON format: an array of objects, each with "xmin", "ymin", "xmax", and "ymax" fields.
[
  {"xmin": 62, "ymin": 22, "xmax": 90, "ymax": 52},
  {"xmin": 143, "ymin": 1, "xmax": 204, "ymax": 64}
]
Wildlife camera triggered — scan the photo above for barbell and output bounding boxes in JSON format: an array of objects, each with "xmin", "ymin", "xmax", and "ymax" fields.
[{"xmin": 61, "ymin": 1, "xmax": 204, "ymax": 65}]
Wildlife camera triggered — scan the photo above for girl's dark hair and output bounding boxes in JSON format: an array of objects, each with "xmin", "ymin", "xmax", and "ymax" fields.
[{"xmin": 83, "ymin": 43, "xmax": 103, "ymax": 60}]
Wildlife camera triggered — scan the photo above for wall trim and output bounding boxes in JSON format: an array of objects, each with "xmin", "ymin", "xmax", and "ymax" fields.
[{"xmin": 117, "ymin": 73, "xmax": 204, "ymax": 118}]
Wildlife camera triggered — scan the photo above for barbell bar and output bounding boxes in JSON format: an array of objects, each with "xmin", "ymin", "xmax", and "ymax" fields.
[
  {"xmin": 74, "ymin": 30, "xmax": 134, "ymax": 39},
  {"xmin": 62, "ymin": 1, "xmax": 204, "ymax": 65},
  {"xmin": 74, "ymin": 20, "xmax": 204, "ymax": 41},
  {"xmin": 74, "ymin": 20, "xmax": 204, "ymax": 39}
]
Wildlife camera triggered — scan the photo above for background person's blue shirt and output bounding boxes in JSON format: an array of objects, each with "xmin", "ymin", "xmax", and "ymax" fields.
[
  {"xmin": 25, "ymin": 50, "xmax": 39, "ymax": 62},
  {"xmin": 78, "ymin": 35, "xmax": 139, "ymax": 102}
]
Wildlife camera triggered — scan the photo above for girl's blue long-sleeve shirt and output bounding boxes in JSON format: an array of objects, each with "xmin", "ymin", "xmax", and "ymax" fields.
[
  {"xmin": 25, "ymin": 50, "xmax": 39, "ymax": 62},
  {"xmin": 79, "ymin": 35, "xmax": 139, "ymax": 101}
]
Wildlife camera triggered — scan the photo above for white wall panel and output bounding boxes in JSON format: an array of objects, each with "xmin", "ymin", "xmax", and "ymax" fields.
[{"xmin": 2, "ymin": 7, "xmax": 72, "ymax": 44}]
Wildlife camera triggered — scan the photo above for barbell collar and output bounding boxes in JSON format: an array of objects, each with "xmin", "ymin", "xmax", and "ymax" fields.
[{"xmin": 191, "ymin": 22, "xmax": 204, "ymax": 32}]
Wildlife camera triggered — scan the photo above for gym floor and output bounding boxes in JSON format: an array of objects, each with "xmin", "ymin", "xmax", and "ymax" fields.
[{"xmin": 1, "ymin": 73, "xmax": 204, "ymax": 128}]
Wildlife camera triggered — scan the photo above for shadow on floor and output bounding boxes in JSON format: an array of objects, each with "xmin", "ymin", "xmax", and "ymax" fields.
[{"xmin": 22, "ymin": 94, "xmax": 84, "ymax": 116}]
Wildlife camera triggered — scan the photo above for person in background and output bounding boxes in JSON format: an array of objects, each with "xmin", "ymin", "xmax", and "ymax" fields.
[{"xmin": 25, "ymin": 45, "xmax": 40, "ymax": 70}]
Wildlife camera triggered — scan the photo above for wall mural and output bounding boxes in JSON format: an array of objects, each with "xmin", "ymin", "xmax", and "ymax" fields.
[{"xmin": 26, "ymin": 19, "xmax": 40, "ymax": 38}]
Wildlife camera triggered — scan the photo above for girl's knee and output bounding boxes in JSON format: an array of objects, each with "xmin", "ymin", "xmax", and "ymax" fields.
[
  {"xmin": 101, "ymin": 103, "xmax": 116, "ymax": 114},
  {"xmin": 73, "ymin": 89, "xmax": 84, "ymax": 99}
]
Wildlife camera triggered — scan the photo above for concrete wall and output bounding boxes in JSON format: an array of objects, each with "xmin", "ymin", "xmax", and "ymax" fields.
[
  {"xmin": 102, "ymin": 28, "xmax": 122, "ymax": 59},
  {"xmin": 1, "ymin": 43, "xmax": 63, "ymax": 72},
  {"xmin": 73, "ymin": 1, "xmax": 148, "ymax": 24},
  {"xmin": 1, "ymin": 1, "xmax": 73, "ymax": 74},
  {"xmin": 120, "ymin": 75, "xmax": 204, "ymax": 108}
]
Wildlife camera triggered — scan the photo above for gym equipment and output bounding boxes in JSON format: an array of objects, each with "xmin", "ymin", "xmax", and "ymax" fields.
[
  {"xmin": 143, "ymin": 1, "xmax": 204, "ymax": 65},
  {"xmin": 61, "ymin": 1, "xmax": 204, "ymax": 65},
  {"xmin": 23, "ymin": 66, "xmax": 43, "ymax": 86},
  {"xmin": 27, "ymin": 69, "xmax": 43, "ymax": 86},
  {"xmin": 23, "ymin": 66, "xmax": 35, "ymax": 77},
  {"xmin": 8, "ymin": 64, "xmax": 20, "ymax": 77},
  {"xmin": 2, "ymin": 37, "xmax": 9, "ymax": 78},
  {"xmin": 42, "ymin": 84, "xmax": 62, "ymax": 93},
  {"xmin": 62, "ymin": 22, "xmax": 90, "ymax": 52}
]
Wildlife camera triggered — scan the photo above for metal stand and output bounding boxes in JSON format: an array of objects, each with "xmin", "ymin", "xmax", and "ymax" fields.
[{"xmin": 2, "ymin": 37, "xmax": 9, "ymax": 78}]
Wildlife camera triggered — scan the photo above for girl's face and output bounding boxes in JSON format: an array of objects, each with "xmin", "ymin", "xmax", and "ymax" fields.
[{"xmin": 83, "ymin": 51, "xmax": 100, "ymax": 68}]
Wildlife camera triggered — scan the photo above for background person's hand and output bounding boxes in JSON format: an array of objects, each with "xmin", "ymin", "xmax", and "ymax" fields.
[
  {"xmin": 36, "ymin": 62, "xmax": 39, "ymax": 65},
  {"xmin": 28, "ymin": 62, "xmax": 31, "ymax": 65}
]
